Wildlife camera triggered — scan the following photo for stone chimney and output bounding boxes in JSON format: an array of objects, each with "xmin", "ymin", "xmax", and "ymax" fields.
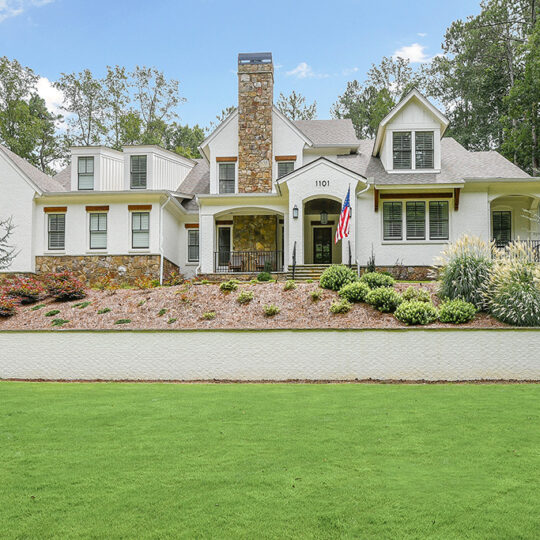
[{"xmin": 237, "ymin": 52, "xmax": 273, "ymax": 193}]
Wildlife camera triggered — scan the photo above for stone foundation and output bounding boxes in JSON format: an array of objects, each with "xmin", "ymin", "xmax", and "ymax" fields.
[
  {"xmin": 35, "ymin": 255, "xmax": 180, "ymax": 285},
  {"xmin": 359, "ymin": 265, "xmax": 434, "ymax": 281}
]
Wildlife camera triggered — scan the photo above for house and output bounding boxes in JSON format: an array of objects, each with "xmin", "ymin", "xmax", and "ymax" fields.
[{"xmin": 1, "ymin": 52, "xmax": 538, "ymax": 283}]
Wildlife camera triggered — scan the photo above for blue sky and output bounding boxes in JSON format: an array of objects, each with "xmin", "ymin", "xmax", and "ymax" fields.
[{"xmin": 0, "ymin": 0, "xmax": 481, "ymax": 127}]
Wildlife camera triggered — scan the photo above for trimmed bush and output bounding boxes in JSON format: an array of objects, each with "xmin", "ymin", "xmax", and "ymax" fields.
[
  {"xmin": 435, "ymin": 235, "xmax": 492, "ymax": 308},
  {"xmin": 5, "ymin": 276, "xmax": 46, "ymax": 304},
  {"xmin": 51, "ymin": 318, "xmax": 69, "ymax": 327},
  {"xmin": 310, "ymin": 289, "xmax": 322, "ymax": 302},
  {"xmin": 483, "ymin": 242, "xmax": 540, "ymax": 326},
  {"xmin": 359, "ymin": 272, "xmax": 395, "ymax": 289},
  {"xmin": 257, "ymin": 272, "xmax": 272, "ymax": 282},
  {"xmin": 114, "ymin": 319, "xmax": 131, "ymax": 325},
  {"xmin": 73, "ymin": 301, "xmax": 91, "ymax": 309},
  {"xmin": 284, "ymin": 280, "xmax": 297, "ymax": 291},
  {"xmin": 366, "ymin": 287, "xmax": 402, "ymax": 313},
  {"xmin": 395, "ymin": 300, "xmax": 438, "ymax": 325},
  {"xmin": 237, "ymin": 290, "xmax": 254, "ymax": 304},
  {"xmin": 44, "ymin": 272, "xmax": 86, "ymax": 301},
  {"xmin": 97, "ymin": 308, "xmax": 111, "ymax": 314},
  {"xmin": 158, "ymin": 308, "xmax": 168, "ymax": 317},
  {"xmin": 402, "ymin": 286, "xmax": 431, "ymax": 303},
  {"xmin": 202, "ymin": 311, "xmax": 216, "ymax": 320},
  {"xmin": 220, "ymin": 280, "xmax": 238, "ymax": 292},
  {"xmin": 338, "ymin": 281, "xmax": 370, "ymax": 303},
  {"xmin": 330, "ymin": 299, "xmax": 352, "ymax": 314},
  {"xmin": 263, "ymin": 304, "xmax": 280, "ymax": 317},
  {"xmin": 319, "ymin": 265, "xmax": 357, "ymax": 291},
  {"xmin": 438, "ymin": 299, "xmax": 477, "ymax": 324},
  {"xmin": 45, "ymin": 309, "xmax": 60, "ymax": 317},
  {"xmin": 167, "ymin": 318, "xmax": 177, "ymax": 324},
  {"xmin": 0, "ymin": 295, "xmax": 17, "ymax": 317}
]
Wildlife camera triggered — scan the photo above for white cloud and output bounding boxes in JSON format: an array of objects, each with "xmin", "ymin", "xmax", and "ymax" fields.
[
  {"xmin": 342, "ymin": 67, "xmax": 359, "ymax": 76},
  {"xmin": 0, "ymin": 0, "xmax": 54, "ymax": 23},
  {"xmin": 36, "ymin": 76, "xmax": 63, "ymax": 116},
  {"xmin": 286, "ymin": 62, "xmax": 329, "ymax": 79},
  {"xmin": 417, "ymin": 32, "xmax": 427, "ymax": 37},
  {"xmin": 393, "ymin": 43, "xmax": 432, "ymax": 63}
]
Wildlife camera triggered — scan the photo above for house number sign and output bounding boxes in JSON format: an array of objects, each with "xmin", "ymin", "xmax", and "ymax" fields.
[{"xmin": 315, "ymin": 180, "xmax": 330, "ymax": 187}]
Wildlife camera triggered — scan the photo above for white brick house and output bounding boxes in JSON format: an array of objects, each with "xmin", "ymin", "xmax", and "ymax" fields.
[{"xmin": 1, "ymin": 52, "xmax": 538, "ymax": 282}]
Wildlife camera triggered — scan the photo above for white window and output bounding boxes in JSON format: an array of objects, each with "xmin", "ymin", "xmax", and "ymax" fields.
[
  {"xmin": 188, "ymin": 229, "xmax": 199, "ymax": 262},
  {"xmin": 130, "ymin": 155, "xmax": 147, "ymax": 189},
  {"xmin": 78, "ymin": 157, "xmax": 94, "ymax": 190},
  {"xmin": 48, "ymin": 214, "xmax": 65, "ymax": 250},
  {"xmin": 392, "ymin": 132, "xmax": 411, "ymax": 169},
  {"xmin": 218, "ymin": 163, "xmax": 235, "ymax": 194},
  {"xmin": 415, "ymin": 132, "xmax": 434, "ymax": 169},
  {"xmin": 132, "ymin": 212, "xmax": 150, "ymax": 249},
  {"xmin": 392, "ymin": 131, "xmax": 435, "ymax": 170},
  {"xmin": 406, "ymin": 201, "xmax": 426, "ymax": 240},
  {"xmin": 429, "ymin": 201, "xmax": 449, "ymax": 240},
  {"xmin": 383, "ymin": 202, "xmax": 402, "ymax": 241},
  {"xmin": 277, "ymin": 161, "xmax": 294, "ymax": 179},
  {"xmin": 89, "ymin": 213, "xmax": 107, "ymax": 249}
]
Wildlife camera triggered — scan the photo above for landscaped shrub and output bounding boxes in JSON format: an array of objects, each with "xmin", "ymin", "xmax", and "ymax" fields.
[
  {"xmin": 31, "ymin": 304, "xmax": 45, "ymax": 311},
  {"xmin": 435, "ymin": 235, "xmax": 492, "ymax": 308},
  {"xmin": 338, "ymin": 281, "xmax": 370, "ymax": 303},
  {"xmin": 0, "ymin": 295, "xmax": 17, "ymax": 317},
  {"xmin": 167, "ymin": 318, "xmax": 177, "ymax": 324},
  {"xmin": 263, "ymin": 304, "xmax": 280, "ymax": 316},
  {"xmin": 310, "ymin": 289, "xmax": 322, "ymax": 302},
  {"xmin": 202, "ymin": 311, "xmax": 216, "ymax": 320},
  {"xmin": 220, "ymin": 280, "xmax": 238, "ymax": 292},
  {"xmin": 134, "ymin": 275, "xmax": 157, "ymax": 289},
  {"xmin": 5, "ymin": 276, "xmax": 46, "ymax": 304},
  {"xmin": 114, "ymin": 319, "xmax": 131, "ymax": 325},
  {"xmin": 97, "ymin": 308, "xmax": 111, "ymax": 315},
  {"xmin": 366, "ymin": 287, "xmax": 402, "ymax": 313},
  {"xmin": 482, "ymin": 242, "xmax": 540, "ymax": 326},
  {"xmin": 73, "ymin": 301, "xmax": 91, "ymax": 309},
  {"xmin": 51, "ymin": 318, "xmax": 69, "ymax": 327},
  {"xmin": 163, "ymin": 271, "xmax": 184, "ymax": 286},
  {"xmin": 257, "ymin": 272, "xmax": 272, "ymax": 282},
  {"xmin": 45, "ymin": 309, "xmax": 60, "ymax": 317},
  {"xmin": 44, "ymin": 272, "xmax": 86, "ymax": 301},
  {"xmin": 359, "ymin": 272, "xmax": 395, "ymax": 289},
  {"xmin": 319, "ymin": 265, "xmax": 357, "ymax": 291},
  {"xmin": 330, "ymin": 298, "xmax": 352, "ymax": 314},
  {"xmin": 158, "ymin": 308, "xmax": 168, "ymax": 317},
  {"xmin": 438, "ymin": 299, "xmax": 477, "ymax": 324},
  {"xmin": 237, "ymin": 290, "xmax": 254, "ymax": 304},
  {"xmin": 401, "ymin": 286, "xmax": 431, "ymax": 303},
  {"xmin": 395, "ymin": 300, "xmax": 438, "ymax": 325},
  {"xmin": 284, "ymin": 280, "xmax": 297, "ymax": 291}
]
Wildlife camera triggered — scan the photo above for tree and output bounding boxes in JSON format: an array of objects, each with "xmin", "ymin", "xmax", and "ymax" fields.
[
  {"xmin": 54, "ymin": 69, "xmax": 107, "ymax": 146},
  {"xmin": 103, "ymin": 66, "xmax": 129, "ymax": 150},
  {"xmin": 207, "ymin": 106, "xmax": 237, "ymax": 132},
  {"xmin": 0, "ymin": 217, "xmax": 16, "ymax": 270},
  {"xmin": 165, "ymin": 123, "xmax": 205, "ymax": 159},
  {"xmin": 276, "ymin": 91, "xmax": 317, "ymax": 120}
]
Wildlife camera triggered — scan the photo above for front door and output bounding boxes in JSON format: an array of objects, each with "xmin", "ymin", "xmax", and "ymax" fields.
[{"xmin": 313, "ymin": 227, "xmax": 332, "ymax": 264}]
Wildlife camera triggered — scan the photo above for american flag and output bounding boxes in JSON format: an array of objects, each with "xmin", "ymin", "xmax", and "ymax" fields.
[{"xmin": 335, "ymin": 187, "xmax": 351, "ymax": 244}]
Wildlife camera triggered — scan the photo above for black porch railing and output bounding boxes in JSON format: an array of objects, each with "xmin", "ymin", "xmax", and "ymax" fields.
[
  {"xmin": 214, "ymin": 250, "xmax": 283, "ymax": 273},
  {"xmin": 492, "ymin": 239, "xmax": 540, "ymax": 262}
]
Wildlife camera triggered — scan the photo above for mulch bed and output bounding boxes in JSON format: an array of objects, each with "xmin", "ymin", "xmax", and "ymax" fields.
[{"xmin": 0, "ymin": 281, "xmax": 507, "ymax": 330}]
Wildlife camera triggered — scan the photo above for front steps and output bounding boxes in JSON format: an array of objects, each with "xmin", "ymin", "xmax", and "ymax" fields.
[{"xmin": 286, "ymin": 264, "xmax": 358, "ymax": 281}]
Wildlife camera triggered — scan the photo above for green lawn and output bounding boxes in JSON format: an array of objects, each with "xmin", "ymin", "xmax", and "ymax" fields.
[{"xmin": 1, "ymin": 383, "xmax": 539, "ymax": 539}]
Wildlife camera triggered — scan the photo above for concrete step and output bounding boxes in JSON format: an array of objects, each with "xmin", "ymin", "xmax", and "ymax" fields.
[{"xmin": 286, "ymin": 264, "xmax": 358, "ymax": 281}]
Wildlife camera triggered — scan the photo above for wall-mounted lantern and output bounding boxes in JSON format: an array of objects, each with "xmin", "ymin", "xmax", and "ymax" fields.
[
  {"xmin": 292, "ymin": 204, "xmax": 299, "ymax": 219},
  {"xmin": 320, "ymin": 210, "xmax": 328, "ymax": 225}
]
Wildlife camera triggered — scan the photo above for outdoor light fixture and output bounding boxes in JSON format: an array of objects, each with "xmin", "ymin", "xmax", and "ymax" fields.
[
  {"xmin": 320, "ymin": 210, "xmax": 328, "ymax": 225},
  {"xmin": 293, "ymin": 205, "xmax": 299, "ymax": 219}
]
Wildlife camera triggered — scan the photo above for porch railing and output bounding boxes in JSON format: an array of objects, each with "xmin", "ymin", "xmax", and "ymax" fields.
[
  {"xmin": 492, "ymin": 239, "xmax": 540, "ymax": 262},
  {"xmin": 214, "ymin": 250, "xmax": 283, "ymax": 273}
]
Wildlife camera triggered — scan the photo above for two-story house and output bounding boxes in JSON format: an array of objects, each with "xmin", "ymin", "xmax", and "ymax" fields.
[{"xmin": 1, "ymin": 52, "xmax": 539, "ymax": 283}]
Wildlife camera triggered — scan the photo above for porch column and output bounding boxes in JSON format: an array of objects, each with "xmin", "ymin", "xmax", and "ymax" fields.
[
  {"xmin": 199, "ymin": 213, "xmax": 215, "ymax": 274},
  {"xmin": 283, "ymin": 213, "xmax": 289, "ymax": 271},
  {"xmin": 341, "ymin": 191, "xmax": 356, "ymax": 266}
]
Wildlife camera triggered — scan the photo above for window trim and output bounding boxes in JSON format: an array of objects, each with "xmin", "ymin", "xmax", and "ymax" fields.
[
  {"xmin": 277, "ymin": 161, "xmax": 295, "ymax": 179},
  {"xmin": 406, "ymin": 201, "xmax": 426, "ymax": 241},
  {"xmin": 392, "ymin": 131, "xmax": 412, "ymax": 170},
  {"xmin": 218, "ymin": 162, "xmax": 236, "ymax": 194},
  {"xmin": 391, "ymin": 130, "xmax": 437, "ymax": 171},
  {"xmin": 131, "ymin": 211, "xmax": 150, "ymax": 250},
  {"xmin": 47, "ymin": 213, "xmax": 66, "ymax": 251},
  {"xmin": 88, "ymin": 212, "xmax": 108, "ymax": 251},
  {"xmin": 130, "ymin": 155, "xmax": 147, "ymax": 189},
  {"xmin": 78, "ymin": 156, "xmax": 95, "ymax": 191},
  {"xmin": 429, "ymin": 200, "xmax": 449, "ymax": 241},
  {"xmin": 187, "ymin": 229, "xmax": 199, "ymax": 263},
  {"xmin": 415, "ymin": 131, "xmax": 434, "ymax": 170},
  {"xmin": 382, "ymin": 201, "xmax": 403, "ymax": 241}
]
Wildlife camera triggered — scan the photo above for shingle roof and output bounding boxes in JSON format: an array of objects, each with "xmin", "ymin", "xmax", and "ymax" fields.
[
  {"xmin": 0, "ymin": 144, "xmax": 66, "ymax": 192},
  {"xmin": 54, "ymin": 165, "xmax": 72, "ymax": 190},
  {"xmin": 336, "ymin": 137, "xmax": 532, "ymax": 185},
  {"xmin": 293, "ymin": 119, "xmax": 358, "ymax": 146},
  {"xmin": 178, "ymin": 159, "xmax": 209, "ymax": 211}
]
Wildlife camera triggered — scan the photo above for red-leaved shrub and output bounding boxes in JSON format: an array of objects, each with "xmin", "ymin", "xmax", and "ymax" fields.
[
  {"xmin": 0, "ymin": 294, "xmax": 17, "ymax": 317},
  {"xmin": 5, "ymin": 276, "xmax": 46, "ymax": 304},
  {"xmin": 44, "ymin": 271, "xmax": 86, "ymax": 301}
]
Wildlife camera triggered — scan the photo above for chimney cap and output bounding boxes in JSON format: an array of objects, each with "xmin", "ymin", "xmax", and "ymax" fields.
[{"xmin": 238, "ymin": 52, "xmax": 273, "ymax": 65}]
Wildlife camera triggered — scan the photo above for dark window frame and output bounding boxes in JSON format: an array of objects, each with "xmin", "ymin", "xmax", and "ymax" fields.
[
  {"xmin": 383, "ymin": 202, "xmax": 403, "ymax": 241},
  {"xmin": 187, "ymin": 229, "xmax": 199, "ymax": 262},
  {"xmin": 218, "ymin": 163, "xmax": 235, "ymax": 194},
  {"xmin": 415, "ymin": 131, "xmax": 434, "ymax": 169},
  {"xmin": 392, "ymin": 131, "xmax": 412, "ymax": 170},
  {"xmin": 78, "ymin": 156, "xmax": 94, "ymax": 190},
  {"xmin": 130, "ymin": 155, "xmax": 147, "ymax": 189},
  {"xmin": 429, "ymin": 201, "xmax": 449, "ymax": 240},
  {"xmin": 277, "ymin": 161, "xmax": 294, "ymax": 179},
  {"xmin": 47, "ymin": 213, "xmax": 65, "ymax": 250},
  {"xmin": 406, "ymin": 201, "xmax": 426, "ymax": 240}
]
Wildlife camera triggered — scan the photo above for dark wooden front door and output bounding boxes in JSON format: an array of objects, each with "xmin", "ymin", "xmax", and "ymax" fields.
[{"xmin": 313, "ymin": 227, "xmax": 332, "ymax": 264}]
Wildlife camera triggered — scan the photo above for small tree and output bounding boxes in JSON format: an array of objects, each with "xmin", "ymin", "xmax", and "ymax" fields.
[
  {"xmin": 276, "ymin": 91, "xmax": 317, "ymax": 120},
  {"xmin": 0, "ymin": 217, "xmax": 16, "ymax": 270}
]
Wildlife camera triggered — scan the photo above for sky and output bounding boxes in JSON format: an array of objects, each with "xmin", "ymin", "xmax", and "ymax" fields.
[{"xmin": 0, "ymin": 0, "xmax": 482, "ymax": 128}]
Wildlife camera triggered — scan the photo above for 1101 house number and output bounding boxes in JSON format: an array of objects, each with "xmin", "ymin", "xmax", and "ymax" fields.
[{"xmin": 315, "ymin": 180, "xmax": 330, "ymax": 187}]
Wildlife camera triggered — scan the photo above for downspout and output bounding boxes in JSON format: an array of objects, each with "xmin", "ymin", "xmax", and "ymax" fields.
[{"xmin": 159, "ymin": 195, "xmax": 172, "ymax": 285}]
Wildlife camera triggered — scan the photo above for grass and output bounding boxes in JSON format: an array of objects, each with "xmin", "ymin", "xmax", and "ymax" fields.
[{"xmin": 0, "ymin": 383, "xmax": 538, "ymax": 539}]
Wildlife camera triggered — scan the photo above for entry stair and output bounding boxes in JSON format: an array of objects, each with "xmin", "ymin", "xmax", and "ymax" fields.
[{"xmin": 286, "ymin": 264, "xmax": 358, "ymax": 281}]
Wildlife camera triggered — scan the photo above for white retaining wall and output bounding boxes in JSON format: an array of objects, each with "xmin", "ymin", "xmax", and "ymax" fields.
[{"xmin": 1, "ymin": 329, "xmax": 539, "ymax": 381}]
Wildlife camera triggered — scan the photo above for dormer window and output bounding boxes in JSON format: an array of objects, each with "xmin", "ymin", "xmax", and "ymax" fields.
[
  {"xmin": 78, "ymin": 157, "xmax": 94, "ymax": 190},
  {"xmin": 392, "ymin": 132, "xmax": 411, "ymax": 169},
  {"xmin": 130, "ymin": 155, "xmax": 147, "ymax": 189},
  {"xmin": 415, "ymin": 132, "xmax": 434, "ymax": 169}
]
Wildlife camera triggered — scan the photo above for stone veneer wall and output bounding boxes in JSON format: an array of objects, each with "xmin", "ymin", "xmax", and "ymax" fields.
[
  {"xmin": 232, "ymin": 215, "xmax": 277, "ymax": 251},
  {"xmin": 35, "ymin": 255, "xmax": 180, "ymax": 285},
  {"xmin": 237, "ymin": 62, "xmax": 273, "ymax": 193}
]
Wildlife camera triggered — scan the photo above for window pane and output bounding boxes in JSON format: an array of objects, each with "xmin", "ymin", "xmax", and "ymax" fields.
[
  {"xmin": 132, "ymin": 212, "xmax": 149, "ymax": 248},
  {"xmin": 89, "ymin": 213, "xmax": 107, "ymax": 249},
  {"xmin": 188, "ymin": 229, "xmax": 199, "ymax": 262},
  {"xmin": 277, "ymin": 161, "xmax": 294, "ymax": 178},
  {"xmin": 393, "ymin": 132, "xmax": 411, "ymax": 169},
  {"xmin": 406, "ymin": 201, "xmax": 426, "ymax": 240},
  {"xmin": 415, "ymin": 131, "xmax": 434, "ymax": 169},
  {"xmin": 133, "ymin": 231, "xmax": 149, "ymax": 249},
  {"xmin": 219, "ymin": 163, "xmax": 235, "ymax": 194},
  {"xmin": 48, "ymin": 214, "xmax": 65, "ymax": 250},
  {"xmin": 78, "ymin": 157, "xmax": 94, "ymax": 189},
  {"xmin": 493, "ymin": 211, "xmax": 511, "ymax": 244},
  {"xmin": 429, "ymin": 201, "xmax": 449, "ymax": 240},
  {"xmin": 383, "ymin": 202, "xmax": 402, "ymax": 240},
  {"xmin": 130, "ymin": 155, "xmax": 147, "ymax": 188}
]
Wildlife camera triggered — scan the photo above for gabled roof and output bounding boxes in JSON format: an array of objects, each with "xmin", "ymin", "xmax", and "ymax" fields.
[
  {"xmin": 294, "ymin": 119, "xmax": 358, "ymax": 147},
  {"xmin": 373, "ymin": 88, "xmax": 450, "ymax": 157},
  {"xmin": 0, "ymin": 144, "xmax": 66, "ymax": 193},
  {"xmin": 276, "ymin": 156, "xmax": 367, "ymax": 185}
]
